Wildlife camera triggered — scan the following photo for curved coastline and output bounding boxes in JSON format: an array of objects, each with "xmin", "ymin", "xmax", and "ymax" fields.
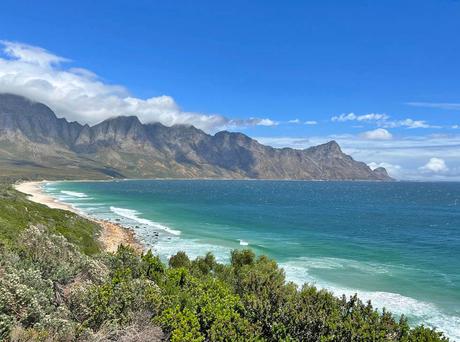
[{"xmin": 14, "ymin": 180, "xmax": 144, "ymax": 253}]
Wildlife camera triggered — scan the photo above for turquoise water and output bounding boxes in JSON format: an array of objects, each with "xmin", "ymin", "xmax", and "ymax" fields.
[{"xmin": 44, "ymin": 180, "xmax": 460, "ymax": 340}]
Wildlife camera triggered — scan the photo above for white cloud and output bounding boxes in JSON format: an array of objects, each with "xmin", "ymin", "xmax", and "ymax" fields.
[
  {"xmin": 227, "ymin": 117, "xmax": 278, "ymax": 128},
  {"xmin": 419, "ymin": 158, "xmax": 449, "ymax": 173},
  {"xmin": 331, "ymin": 112, "xmax": 389, "ymax": 122},
  {"xmin": 1, "ymin": 40, "xmax": 69, "ymax": 67},
  {"xmin": 255, "ymin": 118, "xmax": 278, "ymax": 126},
  {"xmin": 452, "ymin": 125, "xmax": 459, "ymax": 129},
  {"xmin": 0, "ymin": 41, "xmax": 275, "ymax": 132},
  {"xmin": 407, "ymin": 102, "xmax": 460, "ymax": 110},
  {"xmin": 331, "ymin": 112, "xmax": 438, "ymax": 129},
  {"xmin": 382, "ymin": 118, "xmax": 435, "ymax": 129},
  {"xmin": 360, "ymin": 128, "xmax": 393, "ymax": 140},
  {"xmin": 287, "ymin": 118, "xmax": 317, "ymax": 125}
]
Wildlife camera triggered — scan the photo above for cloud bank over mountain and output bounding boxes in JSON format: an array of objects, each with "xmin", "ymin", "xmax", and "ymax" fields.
[{"xmin": 0, "ymin": 41, "xmax": 274, "ymax": 132}]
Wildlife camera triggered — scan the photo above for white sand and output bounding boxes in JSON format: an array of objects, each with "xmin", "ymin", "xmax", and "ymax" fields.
[{"xmin": 14, "ymin": 180, "xmax": 76, "ymax": 212}]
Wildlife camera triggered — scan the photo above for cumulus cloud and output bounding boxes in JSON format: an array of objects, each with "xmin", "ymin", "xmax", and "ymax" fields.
[
  {"xmin": 0, "ymin": 41, "xmax": 276, "ymax": 132},
  {"xmin": 331, "ymin": 112, "xmax": 437, "ymax": 129},
  {"xmin": 331, "ymin": 113, "xmax": 389, "ymax": 122},
  {"xmin": 288, "ymin": 119, "xmax": 301, "ymax": 124},
  {"xmin": 255, "ymin": 118, "xmax": 278, "ymax": 126},
  {"xmin": 360, "ymin": 128, "xmax": 393, "ymax": 140},
  {"xmin": 419, "ymin": 158, "xmax": 449, "ymax": 173},
  {"xmin": 381, "ymin": 118, "xmax": 435, "ymax": 129}
]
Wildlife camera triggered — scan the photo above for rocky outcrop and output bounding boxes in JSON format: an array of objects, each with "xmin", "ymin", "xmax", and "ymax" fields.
[
  {"xmin": 372, "ymin": 167, "xmax": 391, "ymax": 180},
  {"xmin": 0, "ymin": 93, "xmax": 392, "ymax": 180}
]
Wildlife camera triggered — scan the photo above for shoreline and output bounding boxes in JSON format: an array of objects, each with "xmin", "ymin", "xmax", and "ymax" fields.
[{"xmin": 14, "ymin": 180, "xmax": 144, "ymax": 253}]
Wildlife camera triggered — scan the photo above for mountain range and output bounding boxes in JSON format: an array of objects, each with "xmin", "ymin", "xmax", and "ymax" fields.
[{"xmin": 0, "ymin": 93, "xmax": 391, "ymax": 180}]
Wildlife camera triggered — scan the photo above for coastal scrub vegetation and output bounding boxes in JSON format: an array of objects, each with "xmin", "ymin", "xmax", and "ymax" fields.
[
  {"xmin": 0, "ymin": 182, "xmax": 100, "ymax": 255},
  {"xmin": 0, "ymin": 183, "xmax": 449, "ymax": 341}
]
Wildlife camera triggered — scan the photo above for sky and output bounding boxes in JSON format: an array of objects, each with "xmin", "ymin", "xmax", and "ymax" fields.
[{"xmin": 0, "ymin": 0, "xmax": 459, "ymax": 180}]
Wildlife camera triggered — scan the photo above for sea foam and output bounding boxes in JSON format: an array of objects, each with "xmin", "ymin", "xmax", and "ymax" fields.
[
  {"xmin": 60, "ymin": 190, "xmax": 88, "ymax": 198},
  {"xmin": 151, "ymin": 236, "xmax": 231, "ymax": 263},
  {"xmin": 110, "ymin": 206, "xmax": 181, "ymax": 235}
]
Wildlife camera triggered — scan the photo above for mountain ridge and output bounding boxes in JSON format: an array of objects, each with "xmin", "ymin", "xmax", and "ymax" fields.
[{"xmin": 0, "ymin": 93, "xmax": 392, "ymax": 181}]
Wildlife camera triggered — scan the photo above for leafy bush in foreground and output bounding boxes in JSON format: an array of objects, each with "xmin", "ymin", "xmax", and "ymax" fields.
[
  {"xmin": 0, "ymin": 237, "xmax": 449, "ymax": 341},
  {"xmin": 0, "ymin": 225, "xmax": 106, "ymax": 340},
  {"xmin": 94, "ymin": 247, "xmax": 448, "ymax": 342}
]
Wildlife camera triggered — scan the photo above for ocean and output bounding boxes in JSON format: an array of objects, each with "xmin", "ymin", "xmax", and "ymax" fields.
[{"xmin": 43, "ymin": 180, "xmax": 460, "ymax": 340}]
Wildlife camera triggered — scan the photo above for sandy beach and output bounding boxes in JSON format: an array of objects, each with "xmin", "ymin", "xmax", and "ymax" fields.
[
  {"xmin": 14, "ymin": 180, "xmax": 143, "ymax": 253},
  {"xmin": 15, "ymin": 181, "xmax": 75, "ymax": 211}
]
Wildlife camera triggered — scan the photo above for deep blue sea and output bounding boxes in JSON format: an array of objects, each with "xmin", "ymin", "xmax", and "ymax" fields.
[{"xmin": 43, "ymin": 180, "xmax": 460, "ymax": 340}]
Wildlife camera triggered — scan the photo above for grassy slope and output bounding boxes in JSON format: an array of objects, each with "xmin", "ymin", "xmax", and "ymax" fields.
[{"xmin": 0, "ymin": 182, "xmax": 101, "ymax": 255}]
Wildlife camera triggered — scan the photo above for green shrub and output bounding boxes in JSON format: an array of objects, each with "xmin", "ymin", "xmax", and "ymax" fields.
[
  {"xmin": 191, "ymin": 252, "xmax": 216, "ymax": 276},
  {"xmin": 158, "ymin": 306, "xmax": 204, "ymax": 342},
  {"xmin": 408, "ymin": 325, "xmax": 449, "ymax": 341},
  {"xmin": 230, "ymin": 249, "xmax": 255, "ymax": 269},
  {"xmin": 169, "ymin": 251, "xmax": 191, "ymax": 269}
]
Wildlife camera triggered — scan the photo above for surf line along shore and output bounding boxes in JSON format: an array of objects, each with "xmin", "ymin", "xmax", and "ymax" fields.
[{"xmin": 14, "ymin": 180, "xmax": 144, "ymax": 253}]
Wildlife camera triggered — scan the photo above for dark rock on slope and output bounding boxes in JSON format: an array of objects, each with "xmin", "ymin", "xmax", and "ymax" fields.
[{"xmin": 0, "ymin": 93, "xmax": 392, "ymax": 180}]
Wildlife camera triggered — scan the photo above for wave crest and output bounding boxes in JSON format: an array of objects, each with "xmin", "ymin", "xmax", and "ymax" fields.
[
  {"xmin": 109, "ymin": 206, "xmax": 181, "ymax": 235},
  {"xmin": 60, "ymin": 190, "xmax": 88, "ymax": 198}
]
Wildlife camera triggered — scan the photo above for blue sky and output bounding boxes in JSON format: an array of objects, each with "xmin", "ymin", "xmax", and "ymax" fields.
[{"xmin": 0, "ymin": 0, "xmax": 459, "ymax": 179}]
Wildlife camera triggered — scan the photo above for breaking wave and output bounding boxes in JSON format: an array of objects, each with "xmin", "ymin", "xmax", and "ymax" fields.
[
  {"xmin": 60, "ymin": 190, "xmax": 88, "ymax": 198},
  {"xmin": 109, "ymin": 206, "xmax": 181, "ymax": 236}
]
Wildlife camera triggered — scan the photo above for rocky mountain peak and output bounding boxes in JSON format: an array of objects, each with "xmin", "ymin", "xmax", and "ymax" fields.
[
  {"xmin": 0, "ymin": 94, "xmax": 393, "ymax": 181},
  {"xmin": 318, "ymin": 140, "xmax": 342, "ymax": 153},
  {"xmin": 0, "ymin": 93, "xmax": 53, "ymax": 116},
  {"xmin": 372, "ymin": 167, "xmax": 391, "ymax": 180},
  {"xmin": 102, "ymin": 115, "xmax": 142, "ymax": 126}
]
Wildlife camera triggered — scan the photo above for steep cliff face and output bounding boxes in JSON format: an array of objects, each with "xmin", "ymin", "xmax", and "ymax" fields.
[
  {"xmin": 0, "ymin": 93, "xmax": 82, "ymax": 145},
  {"xmin": 0, "ymin": 93, "xmax": 392, "ymax": 180}
]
